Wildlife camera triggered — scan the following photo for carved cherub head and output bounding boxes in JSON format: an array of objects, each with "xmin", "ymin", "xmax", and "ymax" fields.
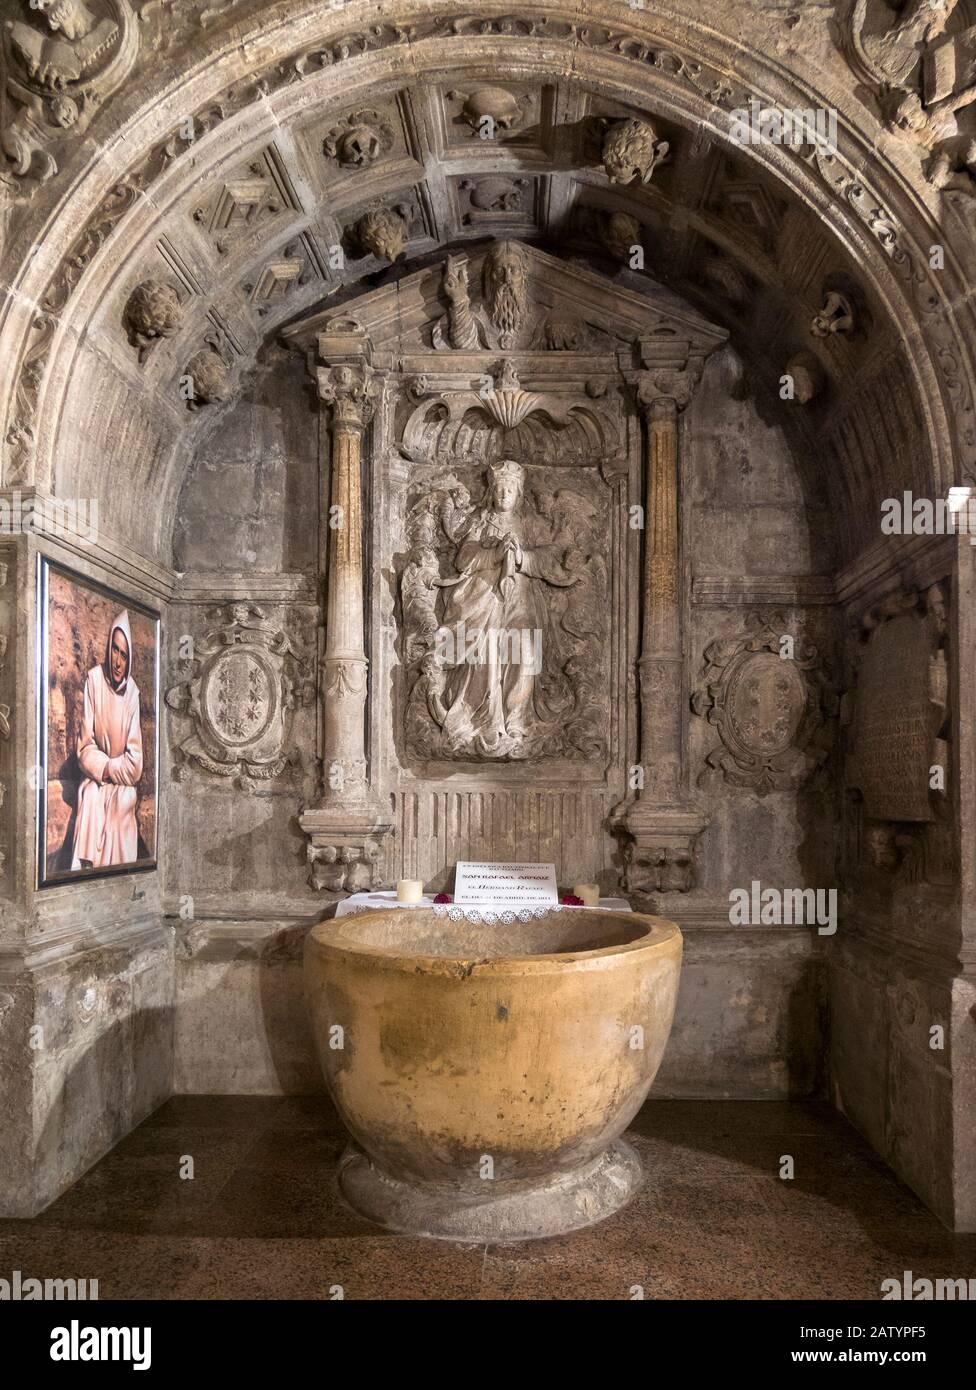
[{"xmin": 602, "ymin": 118, "xmax": 669, "ymax": 185}]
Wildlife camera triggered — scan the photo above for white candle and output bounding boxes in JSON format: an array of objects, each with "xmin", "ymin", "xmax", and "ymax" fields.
[
  {"xmin": 573, "ymin": 883, "xmax": 600, "ymax": 907},
  {"xmin": 396, "ymin": 879, "xmax": 424, "ymax": 904}
]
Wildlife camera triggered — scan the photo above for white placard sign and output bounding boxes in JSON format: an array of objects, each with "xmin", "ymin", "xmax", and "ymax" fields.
[{"xmin": 454, "ymin": 861, "xmax": 558, "ymax": 907}]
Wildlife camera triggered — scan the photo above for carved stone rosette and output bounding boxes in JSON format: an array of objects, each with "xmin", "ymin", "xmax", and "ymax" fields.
[
  {"xmin": 165, "ymin": 603, "xmax": 313, "ymax": 789},
  {"xmin": 691, "ymin": 612, "xmax": 837, "ymax": 795}
]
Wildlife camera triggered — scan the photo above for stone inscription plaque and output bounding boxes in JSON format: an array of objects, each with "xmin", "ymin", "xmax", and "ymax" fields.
[{"xmin": 850, "ymin": 612, "xmax": 941, "ymax": 822}]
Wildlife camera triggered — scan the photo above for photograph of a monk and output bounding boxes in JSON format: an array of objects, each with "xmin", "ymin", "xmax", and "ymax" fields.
[
  {"xmin": 71, "ymin": 610, "xmax": 143, "ymax": 870},
  {"xmin": 40, "ymin": 562, "xmax": 158, "ymax": 885}
]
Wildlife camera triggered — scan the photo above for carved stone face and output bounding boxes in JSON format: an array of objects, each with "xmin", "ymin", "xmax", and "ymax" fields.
[
  {"xmin": 124, "ymin": 280, "xmax": 183, "ymax": 344},
  {"xmin": 491, "ymin": 478, "xmax": 521, "ymax": 513},
  {"xmin": 483, "ymin": 242, "xmax": 527, "ymax": 337},
  {"xmin": 602, "ymin": 118, "xmax": 668, "ymax": 185},
  {"xmin": 186, "ymin": 349, "xmax": 231, "ymax": 405},
  {"xmin": 604, "ymin": 211, "xmax": 641, "ymax": 260},
  {"xmin": 38, "ymin": 0, "xmax": 92, "ymax": 41},
  {"xmin": 356, "ymin": 207, "xmax": 408, "ymax": 262}
]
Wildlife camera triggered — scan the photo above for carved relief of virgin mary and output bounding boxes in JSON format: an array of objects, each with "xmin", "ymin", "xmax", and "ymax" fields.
[{"xmin": 400, "ymin": 459, "xmax": 610, "ymax": 763}]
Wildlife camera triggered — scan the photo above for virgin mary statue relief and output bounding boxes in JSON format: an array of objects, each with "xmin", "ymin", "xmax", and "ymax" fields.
[{"xmin": 403, "ymin": 458, "xmax": 597, "ymax": 760}]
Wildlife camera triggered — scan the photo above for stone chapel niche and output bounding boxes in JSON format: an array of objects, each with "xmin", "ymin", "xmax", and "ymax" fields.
[{"xmin": 282, "ymin": 239, "xmax": 727, "ymax": 893}]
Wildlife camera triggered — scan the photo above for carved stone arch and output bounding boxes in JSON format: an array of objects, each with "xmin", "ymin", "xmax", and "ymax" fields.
[{"xmin": 0, "ymin": 1, "xmax": 971, "ymax": 566}]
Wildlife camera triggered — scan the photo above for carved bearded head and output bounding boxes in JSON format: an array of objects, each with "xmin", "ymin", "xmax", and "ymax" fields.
[{"xmin": 483, "ymin": 241, "xmax": 528, "ymax": 340}]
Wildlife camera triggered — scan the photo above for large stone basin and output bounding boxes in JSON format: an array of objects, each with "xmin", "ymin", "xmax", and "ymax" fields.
[{"xmin": 304, "ymin": 906, "xmax": 682, "ymax": 1241}]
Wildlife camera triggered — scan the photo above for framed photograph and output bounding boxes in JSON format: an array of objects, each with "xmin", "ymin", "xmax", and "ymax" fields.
[{"xmin": 37, "ymin": 557, "xmax": 160, "ymax": 887}]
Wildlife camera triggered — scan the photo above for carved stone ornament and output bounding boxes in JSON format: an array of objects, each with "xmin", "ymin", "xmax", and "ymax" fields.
[
  {"xmin": 603, "ymin": 211, "xmax": 642, "ymax": 261},
  {"xmin": 400, "ymin": 356, "xmax": 621, "ymax": 469},
  {"xmin": 601, "ymin": 117, "xmax": 669, "ymax": 185},
  {"xmin": 460, "ymin": 175, "xmax": 527, "ymax": 213},
  {"xmin": 165, "ymin": 603, "xmax": 313, "ymax": 788},
  {"xmin": 450, "ymin": 86, "xmax": 527, "ymax": 134},
  {"xmin": 786, "ymin": 351, "xmax": 825, "ymax": 403},
  {"xmin": 307, "ymin": 838, "xmax": 382, "ymax": 893},
  {"xmin": 323, "ymin": 109, "xmax": 395, "ymax": 167},
  {"xmin": 1, "ymin": 0, "xmax": 139, "ymax": 187},
  {"xmin": 810, "ymin": 289, "xmax": 855, "ymax": 338},
  {"xmin": 354, "ymin": 203, "xmax": 411, "ymax": 261},
  {"xmin": 845, "ymin": 584, "xmax": 948, "ymax": 823},
  {"xmin": 399, "ymin": 457, "xmax": 610, "ymax": 763},
  {"xmin": 691, "ymin": 612, "xmax": 836, "ymax": 794},
  {"xmin": 841, "ymin": 0, "xmax": 976, "ymax": 193},
  {"xmin": 699, "ymin": 255, "xmax": 750, "ymax": 306},
  {"xmin": 433, "ymin": 242, "xmax": 588, "ymax": 354},
  {"xmin": 184, "ymin": 338, "xmax": 232, "ymax": 409},
  {"xmin": 123, "ymin": 279, "xmax": 183, "ymax": 363}
]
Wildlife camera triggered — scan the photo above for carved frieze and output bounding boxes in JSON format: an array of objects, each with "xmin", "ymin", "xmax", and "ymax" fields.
[
  {"xmin": 165, "ymin": 603, "xmax": 313, "ymax": 788},
  {"xmin": 691, "ymin": 612, "xmax": 836, "ymax": 794},
  {"xmin": 399, "ymin": 457, "xmax": 611, "ymax": 764}
]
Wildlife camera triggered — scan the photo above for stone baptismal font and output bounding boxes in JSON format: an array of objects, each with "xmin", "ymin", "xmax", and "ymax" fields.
[{"xmin": 305, "ymin": 904, "xmax": 682, "ymax": 1240}]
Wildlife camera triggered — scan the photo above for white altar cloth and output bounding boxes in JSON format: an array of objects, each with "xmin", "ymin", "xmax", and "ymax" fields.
[{"xmin": 335, "ymin": 891, "xmax": 632, "ymax": 917}]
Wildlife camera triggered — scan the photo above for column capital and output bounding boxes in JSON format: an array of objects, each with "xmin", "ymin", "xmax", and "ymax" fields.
[
  {"xmin": 317, "ymin": 362, "xmax": 375, "ymax": 431},
  {"xmin": 635, "ymin": 363, "xmax": 702, "ymax": 419}
]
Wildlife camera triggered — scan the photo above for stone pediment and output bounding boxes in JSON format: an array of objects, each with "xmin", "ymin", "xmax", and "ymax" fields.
[{"xmin": 281, "ymin": 241, "xmax": 727, "ymax": 363}]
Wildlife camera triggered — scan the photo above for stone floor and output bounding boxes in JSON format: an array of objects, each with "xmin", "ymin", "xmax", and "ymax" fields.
[{"xmin": 2, "ymin": 1097, "xmax": 975, "ymax": 1300}]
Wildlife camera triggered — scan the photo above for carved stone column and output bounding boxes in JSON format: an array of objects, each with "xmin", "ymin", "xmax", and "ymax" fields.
[
  {"xmin": 301, "ymin": 321, "xmax": 392, "ymax": 892},
  {"xmin": 619, "ymin": 359, "xmax": 708, "ymax": 895},
  {"xmin": 319, "ymin": 361, "xmax": 372, "ymax": 797}
]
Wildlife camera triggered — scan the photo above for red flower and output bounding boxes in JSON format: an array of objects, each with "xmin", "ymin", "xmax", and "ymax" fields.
[
  {"xmin": 433, "ymin": 892, "xmax": 453, "ymax": 904},
  {"xmin": 561, "ymin": 894, "xmax": 584, "ymax": 906}
]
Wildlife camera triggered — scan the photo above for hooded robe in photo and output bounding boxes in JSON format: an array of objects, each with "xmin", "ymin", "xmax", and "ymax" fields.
[{"xmin": 71, "ymin": 609, "xmax": 144, "ymax": 870}]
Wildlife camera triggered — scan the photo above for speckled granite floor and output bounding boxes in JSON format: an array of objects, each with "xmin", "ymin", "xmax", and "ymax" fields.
[{"xmin": 2, "ymin": 1097, "xmax": 974, "ymax": 1300}]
